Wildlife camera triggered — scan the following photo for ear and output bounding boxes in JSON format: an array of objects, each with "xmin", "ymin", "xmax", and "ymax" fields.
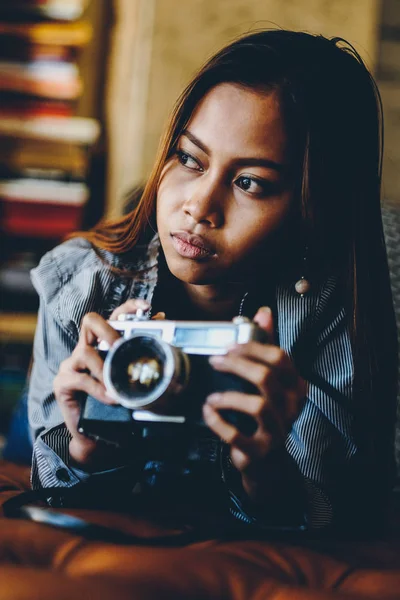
[{"xmin": 253, "ymin": 306, "xmax": 275, "ymax": 343}]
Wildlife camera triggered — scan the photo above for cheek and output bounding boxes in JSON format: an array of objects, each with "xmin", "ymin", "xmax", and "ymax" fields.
[
  {"xmin": 156, "ymin": 197, "xmax": 179, "ymax": 239},
  {"xmin": 156, "ymin": 190, "xmax": 173, "ymax": 231},
  {"xmin": 230, "ymin": 196, "xmax": 293, "ymax": 255},
  {"xmin": 156, "ymin": 170, "xmax": 183, "ymax": 220},
  {"xmin": 240, "ymin": 195, "xmax": 292, "ymax": 231}
]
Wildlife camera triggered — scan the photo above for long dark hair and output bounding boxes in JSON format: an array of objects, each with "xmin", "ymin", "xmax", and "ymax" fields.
[{"xmin": 79, "ymin": 30, "xmax": 398, "ymax": 486}]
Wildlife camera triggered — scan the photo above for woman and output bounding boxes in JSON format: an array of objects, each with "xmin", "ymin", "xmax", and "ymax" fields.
[{"xmin": 28, "ymin": 29, "xmax": 397, "ymax": 535}]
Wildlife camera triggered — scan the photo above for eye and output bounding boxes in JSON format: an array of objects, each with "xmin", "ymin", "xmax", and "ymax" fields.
[
  {"xmin": 176, "ymin": 149, "xmax": 203, "ymax": 172},
  {"xmin": 235, "ymin": 175, "xmax": 272, "ymax": 196}
]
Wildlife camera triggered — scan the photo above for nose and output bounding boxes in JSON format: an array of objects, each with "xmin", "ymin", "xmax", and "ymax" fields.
[{"xmin": 182, "ymin": 174, "xmax": 223, "ymax": 228}]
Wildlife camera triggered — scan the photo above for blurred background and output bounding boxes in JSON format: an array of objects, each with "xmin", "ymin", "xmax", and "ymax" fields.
[{"xmin": 0, "ymin": 0, "xmax": 399, "ymax": 450}]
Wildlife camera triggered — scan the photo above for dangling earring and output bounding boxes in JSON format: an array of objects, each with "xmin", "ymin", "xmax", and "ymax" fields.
[{"xmin": 295, "ymin": 245, "xmax": 311, "ymax": 297}]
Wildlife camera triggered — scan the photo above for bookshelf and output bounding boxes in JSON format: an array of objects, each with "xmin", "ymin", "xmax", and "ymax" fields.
[
  {"xmin": 0, "ymin": 0, "xmax": 104, "ymax": 343},
  {"xmin": 0, "ymin": 0, "xmax": 106, "ymax": 424},
  {"xmin": 0, "ymin": 312, "xmax": 37, "ymax": 344}
]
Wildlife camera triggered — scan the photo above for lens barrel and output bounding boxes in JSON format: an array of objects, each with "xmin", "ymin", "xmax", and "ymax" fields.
[{"xmin": 103, "ymin": 334, "xmax": 189, "ymax": 411}]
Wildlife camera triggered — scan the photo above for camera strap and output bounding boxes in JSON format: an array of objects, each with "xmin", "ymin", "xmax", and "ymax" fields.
[
  {"xmin": 3, "ymin": 483, "xmax": 314, "ymax": 545},
  {"xmin": 3, "ymin": 485, "xmax": 264, "ymax": 546}
]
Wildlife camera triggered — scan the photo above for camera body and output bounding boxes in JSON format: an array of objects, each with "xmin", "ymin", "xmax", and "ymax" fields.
[{"xmin": 78, "ymin": 312, "xmax": 268, "ymax": 446}]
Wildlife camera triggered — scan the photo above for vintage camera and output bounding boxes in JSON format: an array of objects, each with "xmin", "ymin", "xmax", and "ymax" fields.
[{"xmin": 78, "ymin": 311, "xmax": 268, "ymax": 446}]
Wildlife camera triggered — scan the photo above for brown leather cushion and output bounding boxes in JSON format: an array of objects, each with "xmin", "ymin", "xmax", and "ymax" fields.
[{"xmin": 1, "ymin": 460, "xmax": 400, "ymax": 600}]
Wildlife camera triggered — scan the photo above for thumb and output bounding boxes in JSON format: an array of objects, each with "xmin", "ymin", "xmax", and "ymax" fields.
[{"xmin": 253, "ymin": 306, "xmax": 275, "ymax": 343}]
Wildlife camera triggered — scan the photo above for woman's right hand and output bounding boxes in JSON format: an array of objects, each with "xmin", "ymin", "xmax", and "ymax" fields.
[{"xmin": 53, "ymin": 299, "xmax": 152, "ymax": 470}]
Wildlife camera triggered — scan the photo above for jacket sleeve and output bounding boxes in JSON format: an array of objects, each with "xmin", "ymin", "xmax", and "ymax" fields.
[
  {"xmin": 225, "ymin": 276, "xmax": 387, "ymax": 533},
  {"xmin": 28, "ymin": 239, "xmax": 135, "ymax": 495},
  {"xmin": 29, "ymin": 295, "xmax": 78, "ymax": 491}
]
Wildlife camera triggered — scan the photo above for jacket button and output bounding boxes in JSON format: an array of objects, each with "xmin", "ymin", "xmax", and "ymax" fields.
[{"xmin": 56, "ymin": 468, "xmax": 70, "ymax": 483}]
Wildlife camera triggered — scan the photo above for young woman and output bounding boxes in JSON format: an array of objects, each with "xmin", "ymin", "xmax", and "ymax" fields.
[{"xmin": 28, "ymin": 29, "xmax": 397, "ymax": 535}]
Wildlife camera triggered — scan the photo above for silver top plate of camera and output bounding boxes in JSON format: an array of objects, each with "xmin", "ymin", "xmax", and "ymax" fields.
[{"xmin": 99, "ymin": 315, "xmax": 266, "ymax": 355}]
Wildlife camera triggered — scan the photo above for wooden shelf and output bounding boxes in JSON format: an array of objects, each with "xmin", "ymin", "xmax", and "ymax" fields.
[{"xmin": 0, "ymin": 312, "xmax": 37, "ymax": 344}]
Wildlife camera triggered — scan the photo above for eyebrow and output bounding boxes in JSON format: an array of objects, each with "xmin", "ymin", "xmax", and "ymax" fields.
[{"xmin": 181, "ymin": 129, "xmax": 285, "ymax": 173}]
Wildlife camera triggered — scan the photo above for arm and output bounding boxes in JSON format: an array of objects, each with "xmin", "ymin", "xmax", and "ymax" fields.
[
  {"xmin": 204, "ymin": 278, "xmax": 385, "ymax": 532},
  {"xmin": 29, "ymin": 296, "xmax": 80, "ymax": 491},
  {"xmin": 203, "ymin": 306, "xmax": 309, "ymax": 529},
  {"xmin": 29, "ymin": 297, "xmax": 137, "ymax": 497},
  {"xmin": 28, "ymin": 244, "xmax": 144, "ymax": 499}
]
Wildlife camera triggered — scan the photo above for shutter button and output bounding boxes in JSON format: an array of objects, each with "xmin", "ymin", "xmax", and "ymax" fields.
[{"xmin": 56, "ymin": 468, "xmax": 70, "ymax": 483}]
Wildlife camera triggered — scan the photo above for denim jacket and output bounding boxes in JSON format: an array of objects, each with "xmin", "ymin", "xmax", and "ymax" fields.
[{"xmin": 28, "ymin": 235, "xmax": 369, "ymax": 531}]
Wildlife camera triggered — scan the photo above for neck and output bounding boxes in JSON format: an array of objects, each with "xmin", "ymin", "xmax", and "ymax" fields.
[{"xmin": 182, "ymin": 282, "xmax": 248, "ymax": 320}]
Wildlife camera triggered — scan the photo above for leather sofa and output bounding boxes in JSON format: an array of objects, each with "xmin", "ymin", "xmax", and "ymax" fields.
[{"xmin": 1, "ymin": 459, "xmax": 400, "ymax": 599}]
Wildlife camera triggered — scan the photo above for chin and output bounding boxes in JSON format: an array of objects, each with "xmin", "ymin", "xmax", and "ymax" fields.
[{"xmin": 166, "ymin": 256, "xmax": 219, "ymax": 285}]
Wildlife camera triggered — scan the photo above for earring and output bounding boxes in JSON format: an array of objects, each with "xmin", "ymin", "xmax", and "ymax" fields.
[{"xmin": 295, "ymin": 245, "xmax": 311, "ymax": 297}]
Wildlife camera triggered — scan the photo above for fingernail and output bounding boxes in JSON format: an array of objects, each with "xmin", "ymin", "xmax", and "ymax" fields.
[
  {"xmin": 259, "ymin": 306, "xmax": 272, "ymax": 315},
  {"xmin": 209, "ymin": 355, "xmax": 224, "ymax": 366},
  {"xmin": 152, "ymin": 312, "xmax": 166, "ymax": 320},
  {"xmin": 206, "ymin": 393, "xmax": 221, "ymax": 405}
]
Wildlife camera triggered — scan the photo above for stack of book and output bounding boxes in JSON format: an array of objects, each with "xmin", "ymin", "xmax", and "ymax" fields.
[
  {"xmin": 0, "ymin": 0, "xmax": 100, "ymax": 312},
  {"xmin": 0, "ymin": 1, "xmax": 90, "ymax": 21}
]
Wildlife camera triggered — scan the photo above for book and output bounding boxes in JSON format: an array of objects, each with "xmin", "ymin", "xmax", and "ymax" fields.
[
  {"xmin": 1, "ymin": 200, "xmax": 87, "ymax": 237},
  {"xmin": 0, "ymin": 59, "xmax": 82, "ymax": 99},
  {"xmin": 0, "ymin": 138, "xmax": 89, "ymax": 177},
  {"xmin": 0, "ymin": 177, "xmax": 89, "ymax": 203},
  {"xmin": 0, "ymin": 20, "xmax": 92, "ymax": 47},
  {"xmin": 0, "ymin": 39, "xmax": 72, "ymax": 62},
  {"xmin": 0, "ymin": 115, "xmax": 100, "ymax": 143},
  {"xmin": 0, "ymin": 96, "xmax": 74, "ymax": 118},
  {"xmin": 0, "ymin": 178, "xmax": 89, "ymax": 237},
  {"xmin": 0, "ymin": 251, "xmax": 37, "ymax": 296},
  {"xmin": 0, "ymin": 165, "xmax": 85, "ymax": 183},
  {"xmin": 0, "ymin": 0, "xmax": 90, "ymax": 22}
]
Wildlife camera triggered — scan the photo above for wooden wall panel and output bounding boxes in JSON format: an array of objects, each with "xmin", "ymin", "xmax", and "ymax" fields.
[{"xmin": 105, "ymin": 0, "xmax": 381, "ymax": 214}]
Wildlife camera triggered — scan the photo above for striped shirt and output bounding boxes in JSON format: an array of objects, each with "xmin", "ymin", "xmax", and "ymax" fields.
[{"xmin": 28, "ymin": 235, "xmax": 378, "ymax": 531}]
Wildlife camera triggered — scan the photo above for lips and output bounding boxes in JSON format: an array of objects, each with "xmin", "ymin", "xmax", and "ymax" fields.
[{"xmin": 171, "ymin": 231, "xmax": 216, "ymax": 259}]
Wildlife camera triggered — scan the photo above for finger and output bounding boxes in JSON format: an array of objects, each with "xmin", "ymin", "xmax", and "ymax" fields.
[
  {"xmin": 206, "ymin": 391, "xmax": 264, "ymax": 418},
  {"xmin": 203, "ymin": 402, "xmax": 249, "ymax": 445},
  {"xmin": 230, "ymin": 446, "xmax": 252, "ymax": 472},
  {"xmin": 79, "ymin": 312, "xmax": 121, "ymax": 347},
  {"xmin": 67, "ymin": 346, "xmax": 107, "ymax": 383},
  {"xmin": 202, "ymin": 404, "xmax": 269, "ymax": 458},
  {"xmin": 253, "ymin": 306, "xmax": 275, "ymax": 343},
  {"xmin": 54, "ymin": 372, "xmax": 117, "ymax": 407},
  {"xmin": 221, "ymin": 342, "xmax": 301, "ymax": 392},
  {"xmin": 206, "ymin": 390, "xmax": 288, "ymax": 443},
  {"xmin": 227, "ymin": 341, "xmax": 294, "ymax": 376},
  {"xmin": 152, "ymin": 312, "xmax": 166, "ymax": 320},
  {"xmin": 109, "ymin": 299, "xmax": 149, "ymax": 321},
  {"xmin": 209, "ymin": 353, "xmax": 280, "ymax": 396}
]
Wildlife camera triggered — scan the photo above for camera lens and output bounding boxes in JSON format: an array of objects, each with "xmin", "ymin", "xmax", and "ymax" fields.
[
  {"xmin": 111, "ymin": 336, "xmax": 164, "ymax": 398},
  {"xmin": 126, "ymin": 356, "xmax": 162, "ymax": 392},
  {"xmin": 103, "ymin": 334, "xmax": 189, "ymax": 410}
]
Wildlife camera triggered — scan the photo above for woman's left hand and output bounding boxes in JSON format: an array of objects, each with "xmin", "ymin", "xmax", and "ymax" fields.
[{"xmin": 202, "ymin": 306, "xmax": 306, "ymax": 494}]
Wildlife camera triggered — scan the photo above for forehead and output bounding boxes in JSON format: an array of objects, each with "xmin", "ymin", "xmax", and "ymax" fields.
[{"xmin": 186, "ymin": 83, "xmax": 287, "ymax": 162}]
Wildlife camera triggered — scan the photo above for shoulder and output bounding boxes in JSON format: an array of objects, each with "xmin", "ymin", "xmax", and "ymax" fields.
[
  {"xmin": 31, "ymin": 237, "xmax": 109, "ymax": 300},
  {"xmin": 31, "ymin": 237, "xmax": 119, "ymax": 337},
  {"xmin": 30, "ymin": 234, "xmax": 160, "ymax": 338}
]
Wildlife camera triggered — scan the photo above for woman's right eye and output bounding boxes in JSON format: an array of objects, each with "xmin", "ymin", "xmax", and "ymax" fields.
[{"xmin": 176, "ymin": 149, "xmax": 203, "ymax": 171}]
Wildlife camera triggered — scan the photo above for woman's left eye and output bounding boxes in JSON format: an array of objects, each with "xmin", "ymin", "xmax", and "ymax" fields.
[{"xmin": 235, "ymin": 176, "xmax": 271, "ymax": 196}]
